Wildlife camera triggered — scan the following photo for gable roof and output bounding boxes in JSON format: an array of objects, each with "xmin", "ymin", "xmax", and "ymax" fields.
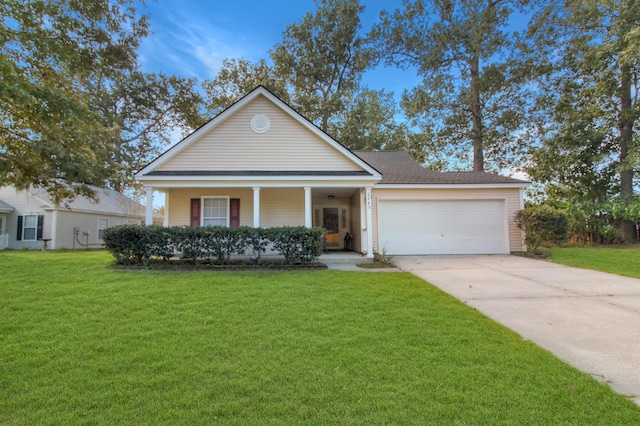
[
  {"xmin": 26, "ymin": 185, "xmax": 144, "ymax": 216},
  {"xmin": 353, "ymin": 151, "xmax": 529, "ymax": 186},
  {"xmin": 136, "ymin": 86, "xmax": 381, "ymax": 180},
  {"xmin": 0, "ymin": 199, "xmax": 14, "ymax": 213}
]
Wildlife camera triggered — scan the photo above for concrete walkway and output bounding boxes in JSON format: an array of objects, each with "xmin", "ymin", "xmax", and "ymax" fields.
[{"xmin": 394, "ymin": 255, "xmax": 640, "ymax": 405}]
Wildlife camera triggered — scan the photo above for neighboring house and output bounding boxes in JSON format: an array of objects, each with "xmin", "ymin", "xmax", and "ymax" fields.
[
  {"xmin": 135, "ymin": 86, "xmax": 528, "ymax": 257},
  {"xmin": 0, "ymin": 185, "xmax": 147, "ymax": 250}
]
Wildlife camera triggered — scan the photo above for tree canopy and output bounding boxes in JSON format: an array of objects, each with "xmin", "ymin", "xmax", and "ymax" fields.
[
  {"xmin": 0, "ymin": 0, "xmax": 203, "ymax": 200},
  {"xmin": 370, "ymin": 0, "xmax": 533, "ymax": 172},
  {"xmin": 270, "ymin": 0, "xmax": 370, "ymax": 133},
  {"xmin": 526, "ymin": 0, "xmax": 640, "ymax": 241}
]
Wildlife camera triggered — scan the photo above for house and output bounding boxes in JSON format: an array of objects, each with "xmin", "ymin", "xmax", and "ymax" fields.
[
  {"xmin": 135, "ymin": 86, "xmax": 528, "ymax": 257},
  {"xmin": 0, "ymin": 185, "xmax": 147, "ymax": 250}
]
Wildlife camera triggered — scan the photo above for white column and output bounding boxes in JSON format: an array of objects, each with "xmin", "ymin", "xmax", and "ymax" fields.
[
  {"xmin": 304, "ymin": 187, "xmax": 312, "ymax": 228},
  {"xmin": 365, "ymin": 186, "xmax": 373, "ymax": 258},
  {"xmin": 50, "ymin": 209, "xmax": 58, "ymax": 250},
  {"xmin": 253, "ymin": 187, "xmax": 260, "ymax": 228},
  {"xmin": 145, "ymin": 187, "xmax": 154, "ymax": 226}
]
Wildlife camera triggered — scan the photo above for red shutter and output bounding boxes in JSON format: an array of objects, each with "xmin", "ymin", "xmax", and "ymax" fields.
[
  {"xmin": 190, "ymin": 198, "xmax": 201, "ymax": 227},
  {"xmin": 230, "ymin": 198, "xmax": 240, "ymax": 227}
]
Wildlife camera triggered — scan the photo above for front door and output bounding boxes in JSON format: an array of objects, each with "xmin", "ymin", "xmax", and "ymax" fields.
[{"xmin": 316, "ymin": 205, "xmax": 349, "ymax": 250}]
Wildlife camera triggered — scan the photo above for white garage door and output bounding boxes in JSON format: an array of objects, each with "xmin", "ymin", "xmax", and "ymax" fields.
[{"xmin": 378, "ymin": 199, "xmax": 508, "ymax": 255}]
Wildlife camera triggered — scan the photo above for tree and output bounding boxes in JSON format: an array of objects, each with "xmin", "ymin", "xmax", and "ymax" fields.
[
  {"xmin": 334, "ymin": 89, "xmax": 402, "ymax": 150},
  {"xmin": 270, "ymin": 0, "xmax": 370, "ymax": 133},
  {"xmin": 527, "ymin": 0, "xmax": 640, "ymax": 241},
  {"xmin": 1, "ymin": 0, "xmax": 203, "ymax": 200},
  {"xmin": 370, "ymin": 0, "xmax": 533, "ymax": 172},
  {"xmin": 90, "ymin": 72, "xmax": 204, "ymax": 193},
  {"xmin": 0, "ymin": 0, "xmax": 149, "ymax": 201},
  {"xmin": 202, "ymin": 58, "xmax": 289, "ymax": 116},
  {"xmin": 332, "ymin": 88, "xmax": 436, "ymax": 165}
]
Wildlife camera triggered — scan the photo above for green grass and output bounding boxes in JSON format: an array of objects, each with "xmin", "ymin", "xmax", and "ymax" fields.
[
  {"xmin": 1, "ymin": 251, "xmax": 639, "ymax": 424},
  {"xmin": 546, "ymin": 246, "xmax": 640, "ymax": 279}
]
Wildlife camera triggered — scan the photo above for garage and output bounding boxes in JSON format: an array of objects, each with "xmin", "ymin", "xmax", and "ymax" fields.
[{"xmin": 377, "ymin": 199, "xmax": 509, "ymax": 255}]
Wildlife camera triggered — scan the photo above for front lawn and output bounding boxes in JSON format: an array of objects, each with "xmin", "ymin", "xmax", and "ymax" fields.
[
  {"xmin": 1, "ymin": 251, "xmax": 639, "ymax": 424},
  {"xmin": 545, "ymin": 246, "xmax": 640, "ymax": 279}
]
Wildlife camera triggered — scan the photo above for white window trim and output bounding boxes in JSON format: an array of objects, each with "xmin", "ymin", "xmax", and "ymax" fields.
[
  {"xmin": 201, "ymin": 196, "xmax": 230, "ymax": 227},
  {"xmin": 98, "ymin": 218, "xmax": 109, "ymax": 240},
  {"xmin": 23, "ymin": 214, "xmax": 38, "ymax": 241}
]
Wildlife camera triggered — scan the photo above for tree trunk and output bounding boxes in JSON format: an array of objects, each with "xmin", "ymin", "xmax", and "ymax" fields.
[
  {"xmin": 470, "ymin": 55, "xmax": 484, "ymax": 172},
  {"xmin": 617, "ymin": 62, "xmax": 636, "ymax": 242}
]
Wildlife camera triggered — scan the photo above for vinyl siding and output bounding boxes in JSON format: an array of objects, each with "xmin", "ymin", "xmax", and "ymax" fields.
[
  {"xmin": 167, "ymin": 188, "xmax": 254, "ymax": 227},
  {"xmin": 371, "ymin": 187, "xmax": 525, "ymax": 253},
  {"xmin": 166, "ymin": 188, "xmax": 305, "ymax": 227},
  {"xmin": 259, "ymin": 188, "xmax": 305, "ymax": 227},
  {"xmin": 0, "ymin": 186, "xmax": 51, "ymax": 249},
  {"xmin": 157, "ymin": 95, "xmax": 363, "ymax": 172},
  {"xmin": 55, "ymin": 211, "xmax": 141, "ymax": 249},
  {"xmin": 0, "ymin": 187, "xmax": 142, "ymax": 250}
]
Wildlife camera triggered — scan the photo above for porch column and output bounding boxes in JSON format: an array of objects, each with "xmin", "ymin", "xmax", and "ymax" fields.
[
  {"xmin": 145, "ymin": 187, "xmax": 154, "ymax": 226},
  {"xmin": 253, "ymin": 187, "xmax": 260, "ymax": 228},
  {"xmin": 365, "ymin": 186, "xmax": 373, "ymax": 258},
  {"xmin": 304, "ymin": 187, "xmax": 312, "ymax": 228}
]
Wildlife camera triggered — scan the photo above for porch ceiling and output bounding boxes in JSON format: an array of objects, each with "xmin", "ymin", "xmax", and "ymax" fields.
[{"xmin": 311, "ymin": 187, "xmax": 360, "ymax": 199}]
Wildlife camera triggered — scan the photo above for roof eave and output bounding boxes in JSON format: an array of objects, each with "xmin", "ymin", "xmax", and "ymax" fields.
[{"xmin": 376, "ymin": 182, "xmax": 530, "ymax": 189}]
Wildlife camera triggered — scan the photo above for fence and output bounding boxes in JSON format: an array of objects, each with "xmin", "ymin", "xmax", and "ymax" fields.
[{"xmin": 0, "ymin": 234, "xmax": 8, "ymax": 250}]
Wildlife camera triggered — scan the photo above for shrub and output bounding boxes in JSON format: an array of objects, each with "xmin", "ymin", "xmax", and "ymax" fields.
[
  {"xmin": 102, "ymin": 224, "xmax": 150, "ymax": 265},
  {"xmin": 515, "ymin": 205, "xmax": 569, "ymax": 254},
  {"xmin": 145, "ymin": 225, "xmax": 176, "ymax": 260},
  {"xmin": 175, "ymin": 226, "xmax": 207, "ymax": 261},
  {"xmin": 103, "ymin": 225, "xmax": 324, "ymax": 266},
  {"xmin": 268, "ymin": 226, "xmax": 324, "ymax": 264}
]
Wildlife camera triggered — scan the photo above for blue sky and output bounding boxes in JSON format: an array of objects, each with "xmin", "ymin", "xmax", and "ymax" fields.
[{"xmin": 137, "ymin": 0, "xmax": 417, "ymax": 98}]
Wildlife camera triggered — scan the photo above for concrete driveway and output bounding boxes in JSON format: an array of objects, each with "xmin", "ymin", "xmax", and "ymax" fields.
[{"xmin": 394, "ymin": 255, "xmax": 640, "ymax": 405}]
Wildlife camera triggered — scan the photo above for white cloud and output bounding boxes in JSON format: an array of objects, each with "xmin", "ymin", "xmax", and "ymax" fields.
[{"xmin": 139, "ymin": 5, "xmax": 268, "ymax": 81}]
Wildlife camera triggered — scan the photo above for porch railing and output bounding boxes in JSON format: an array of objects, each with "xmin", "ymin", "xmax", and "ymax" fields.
[{"xmin": 0, "ymin": 234, "xmax": 8, "ymax": 250}]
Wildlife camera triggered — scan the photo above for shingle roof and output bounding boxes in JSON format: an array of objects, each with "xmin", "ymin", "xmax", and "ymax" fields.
[
  {"xmin": 29, "ymin": 185, "xmax": 144, "ymax": 216},
  {"xmin": 353, "ymin": 151, "xmax": 528, "ymax": 185}
]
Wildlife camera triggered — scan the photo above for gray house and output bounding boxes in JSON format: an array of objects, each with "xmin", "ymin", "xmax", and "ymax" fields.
[{"xmin": 0, "ymin": 185, "xmax": 147, "ymax": 250}]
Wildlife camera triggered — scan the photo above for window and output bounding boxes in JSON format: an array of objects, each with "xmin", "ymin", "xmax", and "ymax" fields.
[
  {"xmin": 202, "ymin": 197, "xmax": 228, "ymax": 226},
  {"xmin": 98, "ymin": 219, "xmax": 109, "ymax": 239},
  {"xmin": 22, "ymin": 214, "xmax": 37, "ymax": 241}
]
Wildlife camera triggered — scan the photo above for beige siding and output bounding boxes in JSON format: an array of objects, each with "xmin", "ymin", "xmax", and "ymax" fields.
[
  {"xmin": 166, "ymin": 188, "xmax": 305, "ymax": 227},
  {"xmin": 260, "ymin": 189, "xmax": 305, "ymax": 227},
  {"xmin": 371, "ymin": 187, "xmax": 525, "ymax": 253},
  {"xmin": 158, "ymin": 95, "xmax": 363, "ymax": 172},
  {"xmin": 167, "ymin": 188, "xmax": 254, "ymax": 227},
  {"xmin": 0, "ymin": 186, "xmax": 141, "ymax": 250},
  {"xmin": 55, "ymin": 211, "xmax": 141, "ymax": 249}
]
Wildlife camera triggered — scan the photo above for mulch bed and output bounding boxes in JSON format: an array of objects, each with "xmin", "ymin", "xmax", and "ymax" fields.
[{"xmin": 111, "ymin": 258, "xmax": 328, "ymax": 271}]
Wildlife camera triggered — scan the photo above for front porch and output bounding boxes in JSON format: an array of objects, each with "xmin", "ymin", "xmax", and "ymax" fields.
[{"xmin": 144, "ymin": 185, "xmax": 375, "ymax": 258}]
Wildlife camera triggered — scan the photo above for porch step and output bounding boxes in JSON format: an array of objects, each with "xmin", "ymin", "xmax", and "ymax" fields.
[{"xmin": 319, "ymin": 251, "xmax": 372, "ymax": 265}]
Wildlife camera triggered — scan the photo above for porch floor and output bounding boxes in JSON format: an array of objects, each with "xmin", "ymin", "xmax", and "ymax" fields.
[{"xmin": 319, "ymin": 250, "xmax": 371, "ymax": 265}]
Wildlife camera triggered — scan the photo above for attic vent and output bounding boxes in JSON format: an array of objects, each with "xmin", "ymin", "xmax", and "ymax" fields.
[{"xmin": 250, "ymin": 114, "xmax": 270, "ymax": 134}]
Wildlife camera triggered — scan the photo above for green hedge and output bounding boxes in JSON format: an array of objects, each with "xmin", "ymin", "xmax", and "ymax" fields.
[
  {"xmin": 102, "ymin": 225, "xmax": 324, "ymax": 265},
  {"xmin": 515, "ymin": 205, "xmax": 569, "ymax": 253}
]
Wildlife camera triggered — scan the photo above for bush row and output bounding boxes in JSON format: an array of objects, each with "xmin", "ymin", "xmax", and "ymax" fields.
[{"xmin": 102, "ymin": 225, "xmax": 325, "ymax": 265}]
